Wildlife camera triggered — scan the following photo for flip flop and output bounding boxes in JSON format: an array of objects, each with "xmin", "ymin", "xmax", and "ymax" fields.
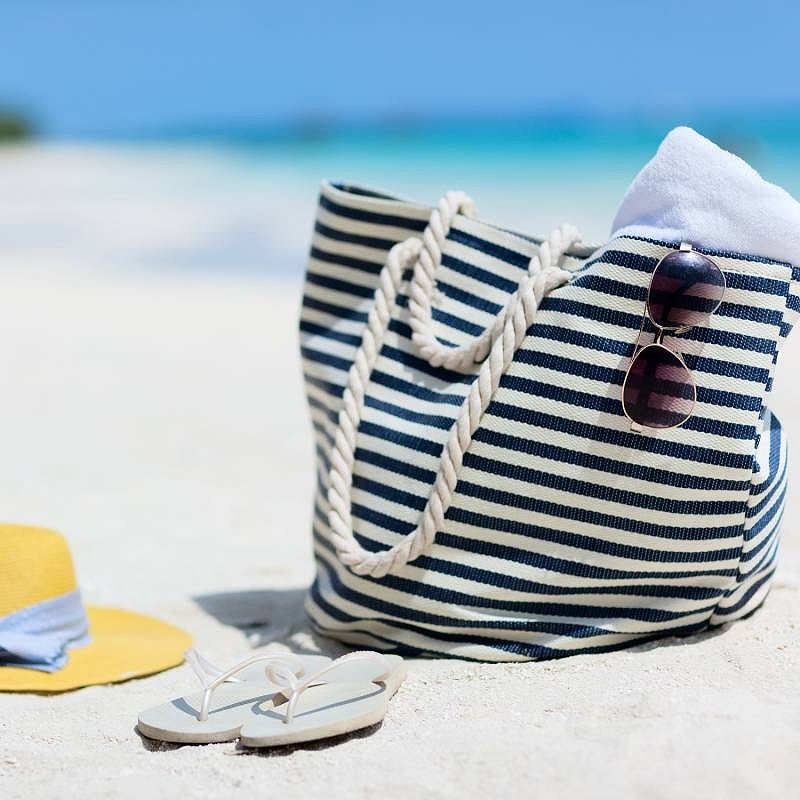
[
  {"xmin": 238, "ymin": 652, "xmax": 407, "ymax": 748},
  {"xmin": 137, "ymin": 649, "xmax": 405, "ymax": 745},
  {"xmin": 137, "ymin": 650, "xmax": 326, "ymax": 744}
]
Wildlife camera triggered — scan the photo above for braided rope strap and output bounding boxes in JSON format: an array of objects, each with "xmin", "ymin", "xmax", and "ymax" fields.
[
  {"xmin": 327, "ymin": 197, "xmax": 580, "ymax": 578},
  {"xmin": 409, "ymin": 204, "xmax": 581, "ymax": 372}
]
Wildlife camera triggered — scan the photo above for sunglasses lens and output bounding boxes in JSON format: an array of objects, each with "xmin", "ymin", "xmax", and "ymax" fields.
[
  {"xmin": 623, "ymin": 345, "xmax": 695, "ymax": 429},
  {"xmin": 648, "ymin": 250, "xmax": 725, "ymax": 329}
]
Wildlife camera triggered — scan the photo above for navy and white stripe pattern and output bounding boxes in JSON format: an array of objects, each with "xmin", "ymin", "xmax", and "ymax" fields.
[{"xmin": 300, "ymin": 181, "xmax": 795, "ymax": 661}]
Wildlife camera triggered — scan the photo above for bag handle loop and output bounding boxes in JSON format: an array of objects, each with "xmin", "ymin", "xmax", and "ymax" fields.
[
  {"xmin": 327, "ymin": 194, "xmax": 580, "ymax": 577},
  {"xmin": 408, "ymin": 192, "xmax": 581, "ymax": 372}
]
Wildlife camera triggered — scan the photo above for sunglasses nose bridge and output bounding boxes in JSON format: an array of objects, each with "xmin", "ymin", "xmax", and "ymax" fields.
[{"xmin": 651, "ymin": 323, "xmax": 692, "ymax": 346}]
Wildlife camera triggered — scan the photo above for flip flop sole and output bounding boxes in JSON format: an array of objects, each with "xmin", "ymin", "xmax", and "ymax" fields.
[
  {"xmin": 138, "ymin": 653, "xmax": 335, "ymax": 744},
  {"xmin": 238, "ymin": 681, "xmax": 392, "ymax": 748},
  {"xmin": 138, "ymin": 682, "xmax": 279, "ymax": 744}
]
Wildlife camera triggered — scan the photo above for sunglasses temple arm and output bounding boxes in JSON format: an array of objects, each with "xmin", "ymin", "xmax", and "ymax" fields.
[
  {"xmin": 630, "ymin": 313, "xmax": 649, "ymax": 358},
  {"xmin": 626, "ymin": 312, "xmax": 652, "ymax": 434}
]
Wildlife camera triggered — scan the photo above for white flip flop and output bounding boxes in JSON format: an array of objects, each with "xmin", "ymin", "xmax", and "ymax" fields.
[
  {"xmin": 238, "ymin": 651, "xmax": 407, "ymax": 748},
  {"xmin": 137, "ymin": 650, "xmax": 328, "ymax": 744},
  {"xmin": 137, "ymin": 649, "xmax": 405, "ymax": 746}
]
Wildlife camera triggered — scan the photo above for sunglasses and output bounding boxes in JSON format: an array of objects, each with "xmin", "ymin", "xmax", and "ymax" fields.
[{"xmin": 622, "ymin": 243, "xmax": 726, "ymax": 432}]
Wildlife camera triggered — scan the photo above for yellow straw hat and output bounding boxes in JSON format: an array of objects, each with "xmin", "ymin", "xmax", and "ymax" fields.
[{"xmin": 0, "ymin": 523, "xmax": 191, "ymax": 692}]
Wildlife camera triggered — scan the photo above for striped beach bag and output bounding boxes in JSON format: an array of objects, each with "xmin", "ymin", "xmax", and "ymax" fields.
[{"xmin": 300, "ymin": 171, "xmax": 798, "ymax": 660}]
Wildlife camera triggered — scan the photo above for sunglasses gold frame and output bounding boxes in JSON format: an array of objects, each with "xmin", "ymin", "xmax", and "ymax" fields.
[{"xmin": 622, "ymin": 242, "xmax": 726, "ymax": 433}]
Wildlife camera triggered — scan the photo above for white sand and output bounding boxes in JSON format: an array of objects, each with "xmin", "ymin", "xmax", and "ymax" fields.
[
  {"xmin": 0, "ymin": 272, "xmax": 797, "ymax": 800},
  {"xmin": 0, "ymin": 146, "xmax": 799, "ymax": 798}
]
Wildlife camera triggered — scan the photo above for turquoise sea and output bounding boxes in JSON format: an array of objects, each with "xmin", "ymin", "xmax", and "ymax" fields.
[{"xmin": 4, "ymin": 116, "xmax": 800, "ymax": 278}]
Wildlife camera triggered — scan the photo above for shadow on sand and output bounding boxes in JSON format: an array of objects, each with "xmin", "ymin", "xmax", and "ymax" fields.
[{"xmin": 191, "ymin": 587, "xmax": 344, "ymax": 657}]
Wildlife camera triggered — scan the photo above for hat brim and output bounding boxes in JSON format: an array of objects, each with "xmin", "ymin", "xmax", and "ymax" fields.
[{"xmin": 0, "ymin": 606, "xmax": 192, "ymax": 692}]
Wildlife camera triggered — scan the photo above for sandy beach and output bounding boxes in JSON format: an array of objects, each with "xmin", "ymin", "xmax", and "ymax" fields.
[{"xmin": 1, "ymin": 147, "xmax": 799, "ymax": 799}]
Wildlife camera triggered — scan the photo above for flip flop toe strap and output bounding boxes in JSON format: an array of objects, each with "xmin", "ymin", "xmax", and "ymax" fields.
[
  {"xmin": 270, "ymin": 651, "xmax": 394, "ymax": 725},
  {"xmin": 184, "ymin": 649, "xmax": 309, "ymax": 722}
]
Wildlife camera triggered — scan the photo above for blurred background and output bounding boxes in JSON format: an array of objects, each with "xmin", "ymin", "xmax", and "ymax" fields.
[{"xmin": 1, "ymin": 0, "xmax": 800, "ymax": 277}]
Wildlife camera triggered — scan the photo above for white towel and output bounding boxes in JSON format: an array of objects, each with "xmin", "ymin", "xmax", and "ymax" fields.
[{"xmin": 611, "ymin": 126, "xmax": 800, "ymax": 266}]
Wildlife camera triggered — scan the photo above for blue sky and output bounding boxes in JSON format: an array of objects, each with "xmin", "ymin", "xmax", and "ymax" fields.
[{"xmin": 2, "ymin": 1, "xmax": 799, "ymax": 137}]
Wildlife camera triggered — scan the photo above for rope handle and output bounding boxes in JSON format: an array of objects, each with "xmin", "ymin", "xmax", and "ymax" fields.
[
  {"xmin": 408, "ymin": 191, "xmax": 581, "ymax": 372},
  {"xmin": 327, "ymin": 193, "xmax": 581, "ymax": 577}
]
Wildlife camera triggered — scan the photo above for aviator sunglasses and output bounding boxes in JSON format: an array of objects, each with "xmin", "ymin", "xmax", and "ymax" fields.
[{"xmin": 622, "ymin": 243, "xmax": 726, "ymax": 431}]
